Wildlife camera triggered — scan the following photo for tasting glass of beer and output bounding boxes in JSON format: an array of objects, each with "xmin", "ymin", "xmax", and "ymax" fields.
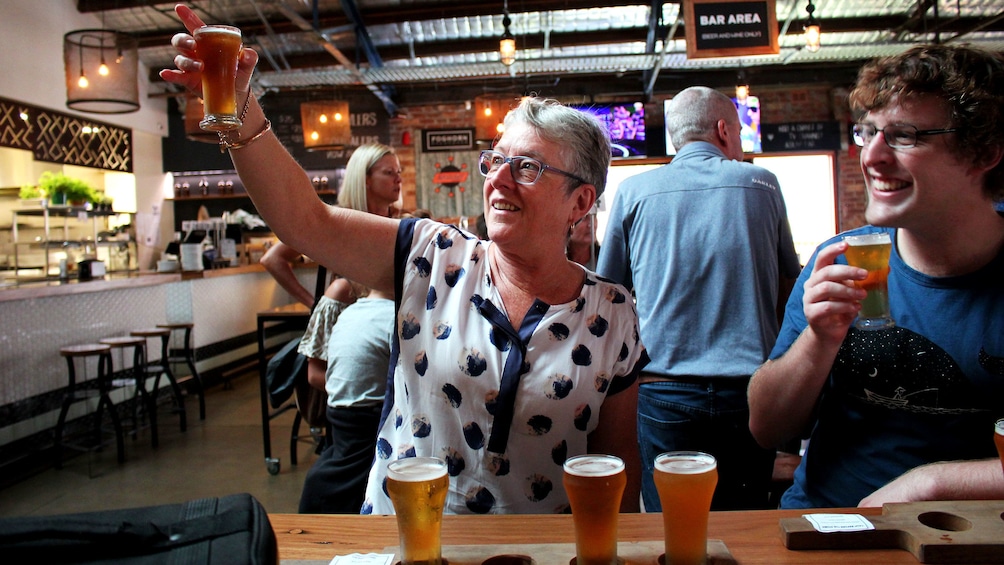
[
  {"xmin": 563, "ymin": 454, "xmax": 627, "ymax": 565},
  {"xmin": 386, "ymin": 457, "xmax": 449, "ymax": 565},
  {"xmin": 194, "ymin": 24, "xmax": 243, "ymax": 131},
  {"xmin": 843, "ymin": 232, "xmax": 895, "ymax": 330},
  {"xmin": 995, "ymin": 418, "xmax": 1004, "ymax": 475},
  {"xmin": 654, "ymin": 451, "xmax": 718, "ymax": 565}
]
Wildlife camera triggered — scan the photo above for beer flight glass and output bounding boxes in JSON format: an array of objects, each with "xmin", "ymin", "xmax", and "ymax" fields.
[
  {"xmin": 386, "ymin": 457, "xmax": 449, "ymax": 565},
  {"xmin": 194, "ymin": 24, "xmax": 243, "ymax": 131},
  {"xmin": 843, "ymin": 232, "xmax": 895, "ymax": 330},
  {"xmin": 654, "ymin": 451, "xmax": 718, "ymax": 565},
  {"xmin": 563, "ymin": 454, "xmax": 627, "ymax": 565}
]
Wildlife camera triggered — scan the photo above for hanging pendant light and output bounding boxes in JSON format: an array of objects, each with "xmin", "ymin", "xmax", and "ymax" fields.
[
  {"xmin": 64, "ymin": 29, "xmax": 139, "ymax": 114},
  {"xmin": 804, "ymin": 1, "xmax": 821, "ymax": 53},
  {"xmin": 499, "ymin": 1, "xmax": 516, "ymax": 66},
  {"xmin": 301, "ymin": 100, "xmax": 352, "ymax": 151}
]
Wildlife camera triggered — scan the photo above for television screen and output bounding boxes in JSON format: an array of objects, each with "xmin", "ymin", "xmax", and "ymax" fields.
[
  {"xmin": 572, "ymin": 102, "xmax": 646, "ymax": 158},
  {"xmin": 664, "ymin": 95, "xmax": 763, "ymax": 154},
  {"xmin": 734, "ymin": 95, "xmax": 762, "ymax": 153}
]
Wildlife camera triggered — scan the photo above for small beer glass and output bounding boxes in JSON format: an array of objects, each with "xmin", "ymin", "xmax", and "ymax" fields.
[
  {"xmin": 563, "ymin": 454, "xmax": 627, "ymax": 565},
  {"xmin": 194, "ymin": 24, "xmax": 243, "ymax": 131},
  {"xmin": 654, "ymin": 451, "xmax": 717, "ymax": 565},
  {"xmin": 843, "ymin": 232, "xmax": 895, "ymax": 330},
  {"xmin": 386, "ymin": 457, "xmax": 449, "ymax": 565}
]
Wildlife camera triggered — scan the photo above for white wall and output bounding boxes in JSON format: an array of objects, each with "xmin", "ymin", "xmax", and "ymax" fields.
[{"xmin": 0, "ymin": 0, "xmax": 173, "ymax": 269}]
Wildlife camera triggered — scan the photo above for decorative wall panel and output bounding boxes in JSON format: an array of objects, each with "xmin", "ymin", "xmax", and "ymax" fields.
[
  {"xmin": 0, "ymin": 98, "xmax": 33, "ymax": 151},
  {"xmin": 0, "ymin": 96, "xmax": 132, "ymax": 172}
]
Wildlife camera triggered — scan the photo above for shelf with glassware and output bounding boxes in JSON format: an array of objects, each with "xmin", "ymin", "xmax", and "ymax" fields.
[{"xmin": 11, "ymin": 204, "xmax": 137, "ymax": 282}]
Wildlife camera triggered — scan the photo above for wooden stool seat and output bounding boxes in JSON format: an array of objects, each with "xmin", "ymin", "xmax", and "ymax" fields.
[
  {"xmin": 130, "ymin": 328, "xmax": 188, "ymax": 432},
  {"xmin": 54, "ymin": 343, "xmax": 124, "ymax": 468},
  {"xmin": 99, "ymin": 336, "xmax": 158, "ymax": 448}
]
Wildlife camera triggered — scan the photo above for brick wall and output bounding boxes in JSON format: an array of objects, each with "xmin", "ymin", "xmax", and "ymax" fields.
[{"xmin": 387, "ymin": 86, "xmax": 869, "ymax": 231}]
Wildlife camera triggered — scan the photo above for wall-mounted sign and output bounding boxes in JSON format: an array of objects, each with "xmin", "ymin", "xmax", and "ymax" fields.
[
  {"xmin": 762, "ymin": 121, "xmax": 842, "ymax": 152},
  {"xmin": 684, "ymin": 0, "xmax": 779, "ymax": 59},
  {"xmin": 422, "ymin": 129, "xmax": 475, "ymax": 152}
]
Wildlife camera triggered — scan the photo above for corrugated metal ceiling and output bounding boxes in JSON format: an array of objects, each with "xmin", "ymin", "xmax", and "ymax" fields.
[{"xmin": 77, "ymin": 0, "xmax": 1004, "ymax": 110}]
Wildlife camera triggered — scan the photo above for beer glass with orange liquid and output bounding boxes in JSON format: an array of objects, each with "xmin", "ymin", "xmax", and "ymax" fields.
[
  {"xmin": 563, "ymin": 454, "xmax": 627, "ymax": 565},
  {"xmin": 386, "ymin": 457, "xmax": 449, "ymax": 565},
  {"xmin": 654, "ymin": 451, "xmax": 717, "ymax": 565},
  {"xmin": 194, "ymin": 24, "xmax": 243, "ymax": 131},
  {"xmin": 995, "ymin": 418, "xmax": 1004, "ymax": 475},
  {"xmin": 843, "ymin": 232, "xmax": 895, "ymax": 330}
]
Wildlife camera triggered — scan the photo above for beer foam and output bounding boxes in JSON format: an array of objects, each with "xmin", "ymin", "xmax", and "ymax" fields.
[
  {"xmin": 843, "ymin": 232, "xmax": 890, "ymax": 246},
  {"xmin": 195, "ymin": 25, "xmax": 241, "ymax": 38},
  {"xmin": 655, "ymin": 453, "xmax": 717, "ymax": 475},
  {"xmin": 387, "ymin": 457, "xmax": 447, "ymax": 482},
  {"xmin": 996, "ymin": 419, "xmax": 1004, "ymax": 435},
  {"xmin": 563, "ymin": 454, "xmax": 625, "ymax": 477}
]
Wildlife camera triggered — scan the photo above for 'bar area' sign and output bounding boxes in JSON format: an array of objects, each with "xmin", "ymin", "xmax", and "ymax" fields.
[{"xmin": 684, "ymin": 0, "xmax": 779, "ymax": 59}]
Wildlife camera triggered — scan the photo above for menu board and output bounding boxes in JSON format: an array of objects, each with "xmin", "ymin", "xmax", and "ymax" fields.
[
  {"xmin": 162, "ymin": 92, "xmax": 392, "ymax": 173},
  {"xmin": 761, "ymin": 121, "xmax": 842, "ymax": 152}
]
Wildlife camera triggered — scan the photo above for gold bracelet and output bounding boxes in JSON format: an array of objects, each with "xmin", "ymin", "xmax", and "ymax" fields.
[{"xmin": 220, "ymin": 119, "xmax": 272, "ymax": 151}]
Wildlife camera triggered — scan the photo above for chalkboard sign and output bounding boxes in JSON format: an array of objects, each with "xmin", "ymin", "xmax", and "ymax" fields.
[
  {"xmin": 262, "ymin": 91, "xmax": 390, "ymax": 169},
  {"xmin": 762, "ymin": 121, "xmax": 842, "ymax": 152}
]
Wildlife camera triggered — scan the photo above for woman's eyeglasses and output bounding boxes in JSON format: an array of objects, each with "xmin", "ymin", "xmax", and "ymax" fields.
[{"xmin": 478, "ymin": 150, "xmax": 587, "ymax": 186}]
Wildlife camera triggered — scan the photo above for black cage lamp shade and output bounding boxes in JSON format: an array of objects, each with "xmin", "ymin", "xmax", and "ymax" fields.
[{"xmin": 64, "ymin": 29, "xmax": 139, "ymax": 114}]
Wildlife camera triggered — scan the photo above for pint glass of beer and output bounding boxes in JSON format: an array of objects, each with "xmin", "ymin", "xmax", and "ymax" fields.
[
  {"xmin": 995, "ymin": 418, "xmax": 1004, "ymax": 475},
  {"xmin": 194, "ymin": 24, "xmax": 243, "ymax": 131},
  {"xmin": 386, "ymin": 457, "xmax": 449, "ymax": 565},
  {"xmin": 654, "ymin": 451, "xmax": 717, "ymax": 565},
  {"xmin": 843, "ymin": 232, "xmax": 895, "ymax": 330},
  {"xmin": 563, "ymin": 454, "xmax": 627, "ymax": 565}
]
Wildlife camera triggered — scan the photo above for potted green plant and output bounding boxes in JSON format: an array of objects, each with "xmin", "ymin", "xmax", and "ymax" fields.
[{"xmin": 37, "ymin": 172, "xmax": 97, "ymax": 207}]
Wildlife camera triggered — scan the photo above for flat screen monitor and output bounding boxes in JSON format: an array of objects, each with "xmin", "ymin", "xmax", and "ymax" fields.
[
  {"xmin": 664, "ymin": 95, "xmax": 763, "ymax": 155},
  {"xmin": 572, "ymin": 102, "xmax": 646, "ymax": 158},
  {"xmin": 734, "ymin": 95, "xmax": 763, "ymax": 154}
]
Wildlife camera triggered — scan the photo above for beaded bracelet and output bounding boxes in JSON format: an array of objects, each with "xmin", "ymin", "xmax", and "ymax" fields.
[{"xmin": 216, "ymin": 90, "xmax": 255, "ymax": 152}]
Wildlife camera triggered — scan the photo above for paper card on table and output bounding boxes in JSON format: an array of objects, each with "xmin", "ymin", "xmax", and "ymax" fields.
[
  {"xmin": 803, "ymin": 513, "xmax": 875, "ymax": 533},
  {"xmin": 329, "ymin": 553, "xmax": 396, "ymax": 565}
]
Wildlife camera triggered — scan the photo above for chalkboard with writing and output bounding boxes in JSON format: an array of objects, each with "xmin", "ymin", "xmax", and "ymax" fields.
[
  {"xmin": 762, "ymin": 121, "xmax": 842, "ymax": 152},
  {"xmin": 161, "ymin": 92, "xmax": 392, "ymax": 173}
]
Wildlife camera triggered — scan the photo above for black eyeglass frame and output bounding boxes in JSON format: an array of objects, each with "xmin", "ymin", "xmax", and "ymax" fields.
[
  {"xmin": 478, "ymin": 149, "xmax": 589, "ymax": 187},
  {"xmin": 852, "ymin": 123, "xmax": 959, "ymax": 149}
]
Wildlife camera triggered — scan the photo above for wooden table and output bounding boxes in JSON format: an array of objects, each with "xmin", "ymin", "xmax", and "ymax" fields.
[{"xmin": 268, "ymin": 508, "xmax": 930, "ymax": 564}]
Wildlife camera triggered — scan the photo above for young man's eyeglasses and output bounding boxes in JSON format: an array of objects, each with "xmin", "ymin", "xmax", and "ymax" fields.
[
  {"xmin": 852, "ymin": 123, "xmax": 958, "ymax": 149},
  {"xmin": 478, "ymin": 150, "xmax": 588, "ymax": 186}
]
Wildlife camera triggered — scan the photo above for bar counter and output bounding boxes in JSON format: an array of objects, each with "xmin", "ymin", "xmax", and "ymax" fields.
[{"xmin": 268, "ymin": 508, "xmax": 922, "ymax": 565}]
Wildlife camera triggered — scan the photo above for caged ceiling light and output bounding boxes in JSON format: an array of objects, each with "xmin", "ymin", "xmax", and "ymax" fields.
[
  {"xmin": 499, "ymin": 1, "xmax": 516, "ymax": 66},
  {"xmin": 804, "ymin": 1, "xmax": 821, "ymax": 53},
  {"xmin": 64, "ymin": 29, "xmax": 139, "ymax": 114}
]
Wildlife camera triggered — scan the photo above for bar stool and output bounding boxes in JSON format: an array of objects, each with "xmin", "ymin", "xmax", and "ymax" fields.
[
  {"xmin": 130, "ymin": 327, "xmax": 188, "ymax": 433},
  {"xmin": 54, "ymin": 344, "xmax": 124, "ymax": 468},
  {"xmin": 157, "ymin": 322, "xmax": 208, "ymax": 416},
  {"xmin": 99, "ymin": 336, "xmax": 158, "ymax": 449}
]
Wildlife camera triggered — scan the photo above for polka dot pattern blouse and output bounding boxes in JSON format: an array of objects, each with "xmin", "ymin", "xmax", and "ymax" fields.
[{"xmin": 361, "ymin": 218, "xmax": 645, "ymax": 514}]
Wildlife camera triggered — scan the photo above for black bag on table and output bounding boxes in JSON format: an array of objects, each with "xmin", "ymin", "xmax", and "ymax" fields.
[{"xmin": 0, "ymin": 492, "xmax": 278, "ymax": 564}]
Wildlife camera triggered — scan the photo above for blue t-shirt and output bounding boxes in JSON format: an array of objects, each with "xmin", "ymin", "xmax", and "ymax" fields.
[{"xmin": 771, "ymin": 226, "xmax": 1004, "ymax": 508}]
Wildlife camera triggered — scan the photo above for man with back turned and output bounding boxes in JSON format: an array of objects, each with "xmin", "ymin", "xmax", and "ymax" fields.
[{"xmin": 598, "ymin": 86, "xmax": 800, "ymax": 511}]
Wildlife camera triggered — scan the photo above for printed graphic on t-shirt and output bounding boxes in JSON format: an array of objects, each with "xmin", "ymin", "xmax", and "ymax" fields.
[{"xmin": 832, "ymin": 326, "xmax": 991, "ymax": 415}]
